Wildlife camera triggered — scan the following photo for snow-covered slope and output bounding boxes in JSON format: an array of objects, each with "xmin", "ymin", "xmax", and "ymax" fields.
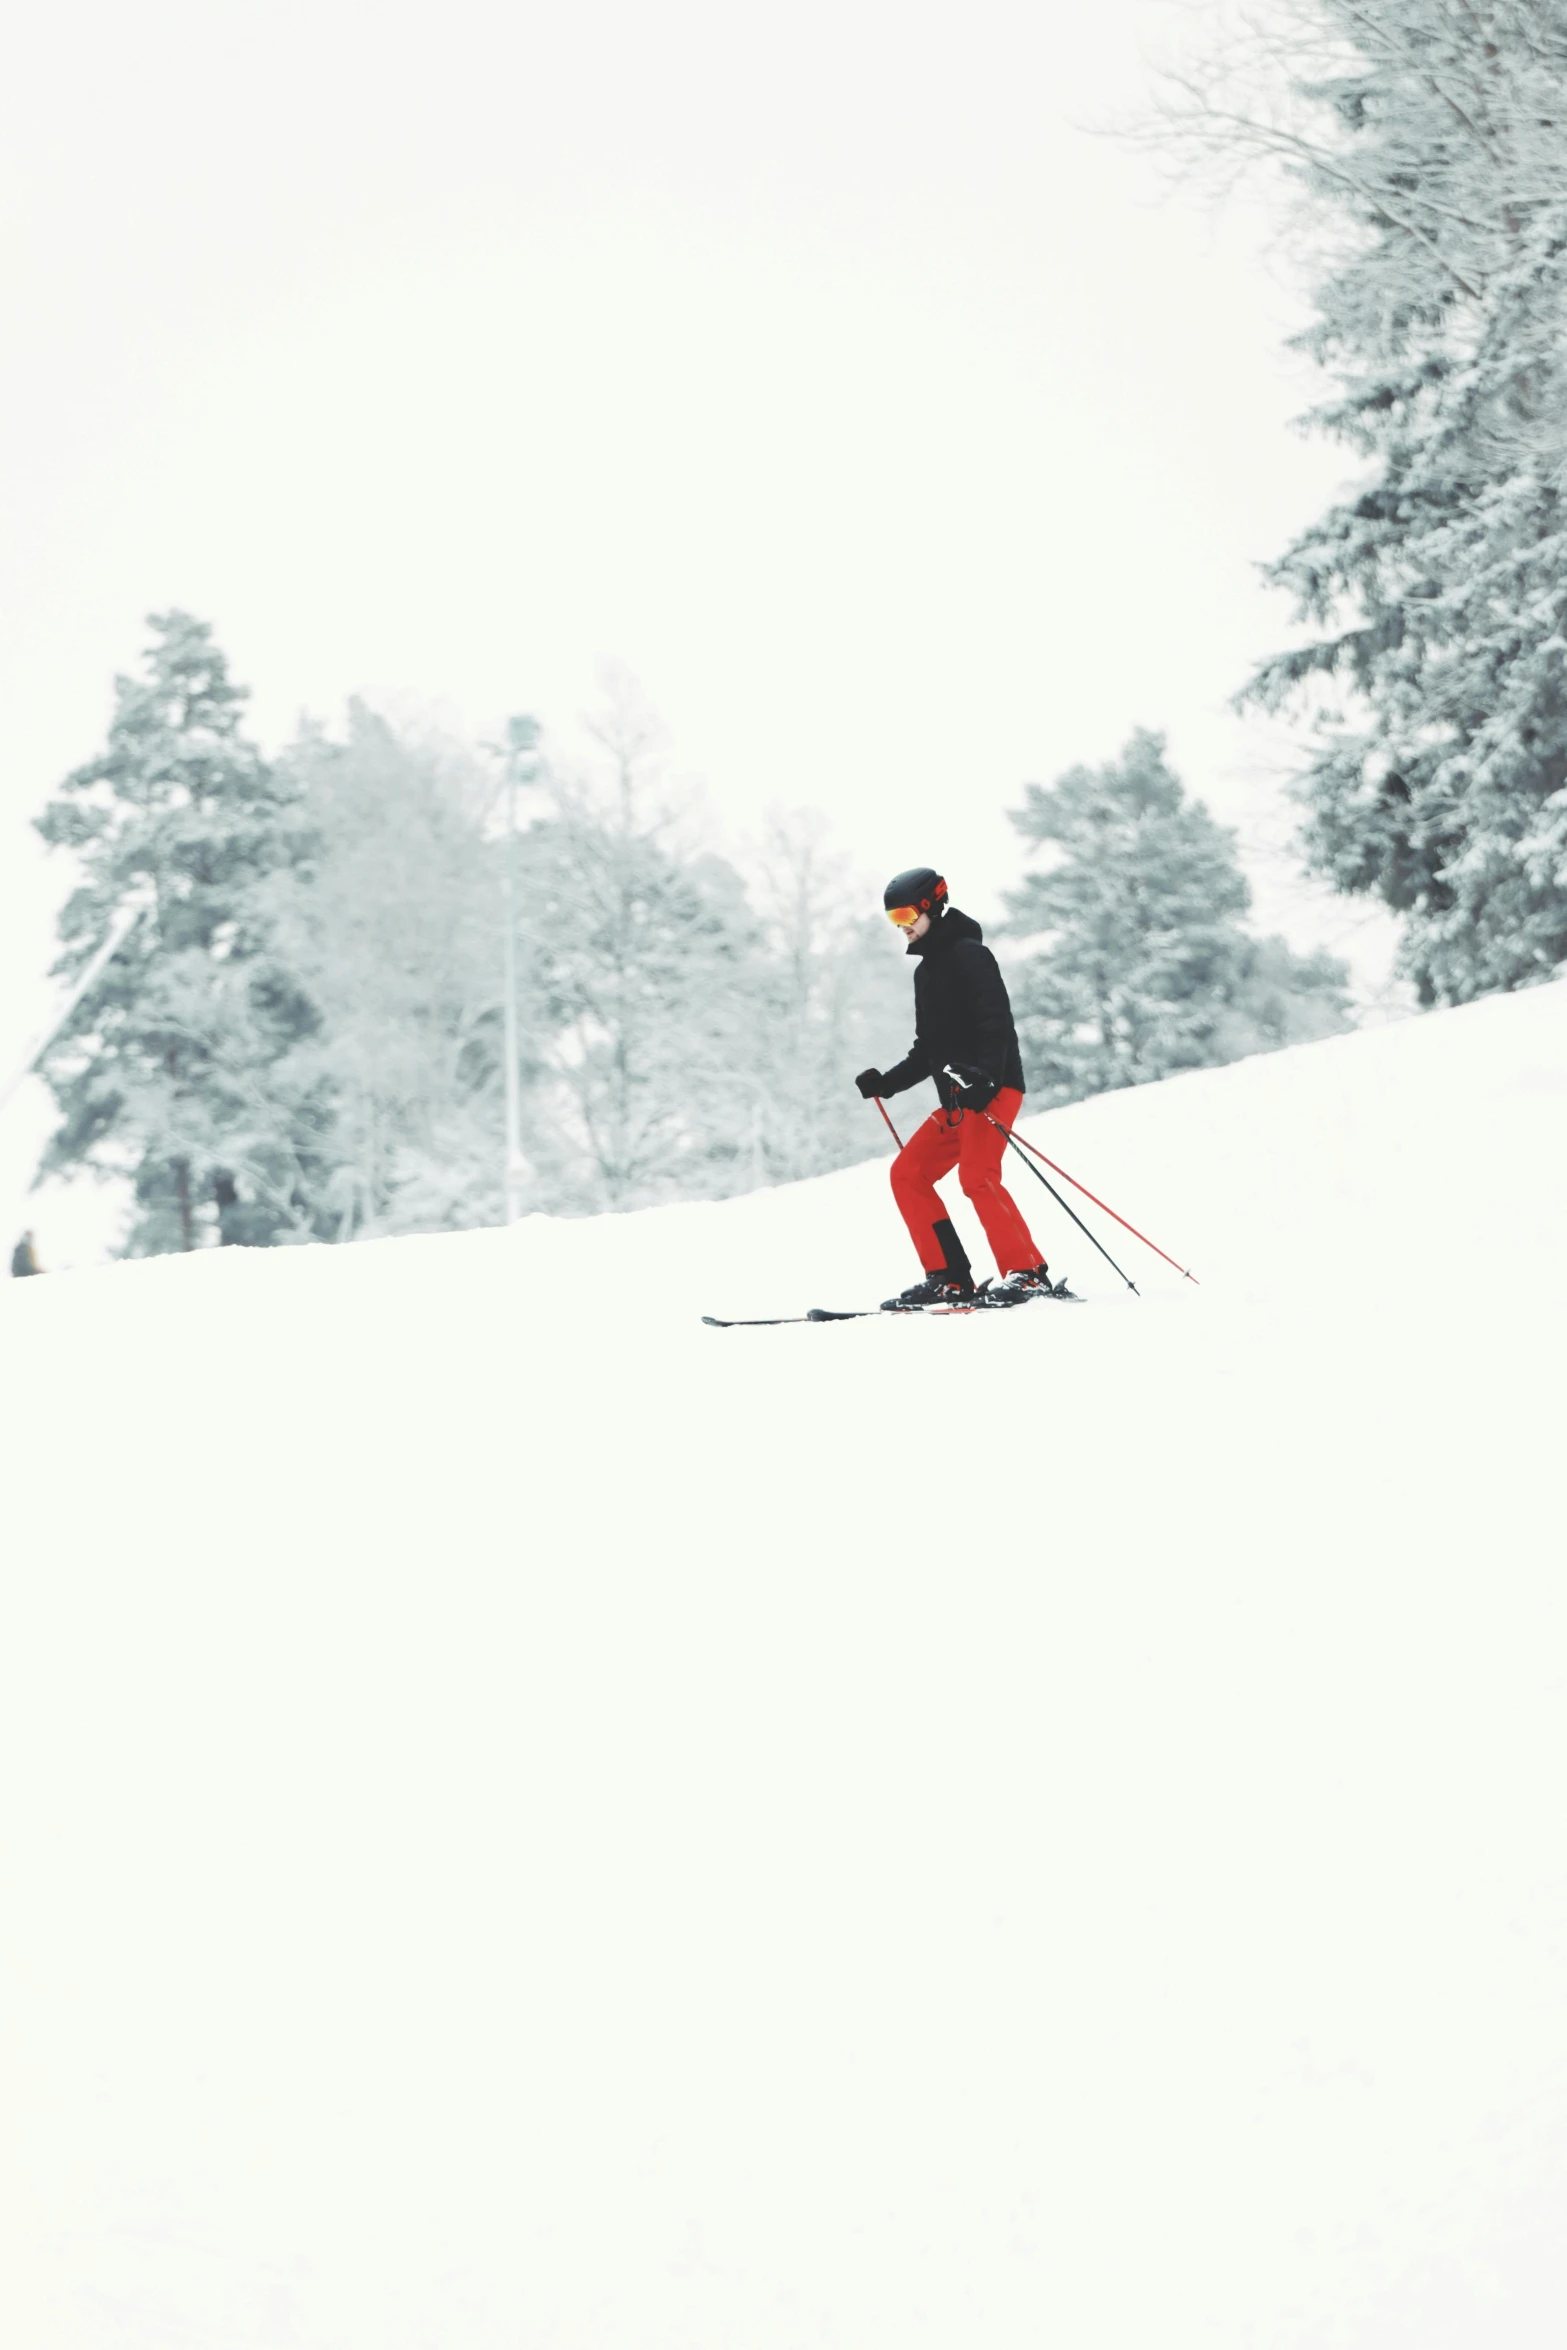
[{"xmin": 3, "ymin": 982, "xmax": 1566, "ymax": 2350}]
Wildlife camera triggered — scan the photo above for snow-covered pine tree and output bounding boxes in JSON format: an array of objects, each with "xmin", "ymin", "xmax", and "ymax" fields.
[
  {"xmin": 1003, "ymin": 730, "xmax": 1351, "ymax": 1105},
  {"xmin": 1166, "ymin": 1, "xmax": 1567, "ymax": 1003},
  {"xmin": 34, "ymin": 613, "xmax": 330, "ymax": 1252}
]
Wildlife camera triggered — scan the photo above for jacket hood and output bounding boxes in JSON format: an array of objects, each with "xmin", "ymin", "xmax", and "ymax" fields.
[{"xmin": 908, "ymin": 905, "xmax": 982, "ymax": 955}]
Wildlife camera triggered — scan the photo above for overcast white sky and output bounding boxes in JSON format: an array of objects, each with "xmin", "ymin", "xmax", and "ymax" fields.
[{"xmin": 1, "ymin": 0, "xmax": 1400, "ymax": 1255}]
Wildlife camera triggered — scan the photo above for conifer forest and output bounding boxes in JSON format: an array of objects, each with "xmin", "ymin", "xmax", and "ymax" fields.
[{"xmin": 31, "ymin": 614, "xmax": 1353, "ymax": 1252}]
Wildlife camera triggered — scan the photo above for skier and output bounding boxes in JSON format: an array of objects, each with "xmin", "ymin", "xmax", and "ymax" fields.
[
  {"xmin": 855, "ymin": 868, "xmax": 1053, "ymax": 1309},
  {"xmin": 10, "ymin": 1229, "xmax": 40, "ymax": 1278}
]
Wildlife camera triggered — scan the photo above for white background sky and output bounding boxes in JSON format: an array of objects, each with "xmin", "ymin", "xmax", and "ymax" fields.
[{"xmin": 1, "ymin": 0, "xmax": 1401, "ymax": 1257}]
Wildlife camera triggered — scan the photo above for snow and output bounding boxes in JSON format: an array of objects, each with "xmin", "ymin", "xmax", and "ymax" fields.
[{"xmin": 3, "ymin": 981, "xmax": 1566, "ymax": 2349}]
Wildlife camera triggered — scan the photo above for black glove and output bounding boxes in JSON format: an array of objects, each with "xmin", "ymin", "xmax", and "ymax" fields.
[
  {"xmin": 946, "ymin": 1063, "xmax": 998, "ymax": 1111},
  {"xmin": 854, "ymin": 1068, "xmax": 885, "ymax": 1099}
]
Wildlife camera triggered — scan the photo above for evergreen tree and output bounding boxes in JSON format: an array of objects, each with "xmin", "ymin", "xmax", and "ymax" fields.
[
  {"xmin": 1164, "ymin": 1, "xmax": 1567, "ymax": 1003},
  {"xmin": 34, "ymin": 613, "xmax": 329, "ymax": 1252},
  {"xmin": 1004, "ymin": 731, "xmax": 1352, "ymax": 1105}
]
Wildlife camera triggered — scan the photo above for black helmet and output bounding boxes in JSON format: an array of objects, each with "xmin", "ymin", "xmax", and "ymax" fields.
[{"xmin": 882, "ymin": 867, "xmax": 948, "ymax": 919}]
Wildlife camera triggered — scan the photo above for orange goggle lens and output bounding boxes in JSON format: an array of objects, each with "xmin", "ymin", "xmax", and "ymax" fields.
[{"xmin": 886, "ymin": 904, "xmax": 923, "ymax": 928}]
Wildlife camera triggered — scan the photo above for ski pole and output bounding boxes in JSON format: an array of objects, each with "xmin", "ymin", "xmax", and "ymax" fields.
[
  {"xmin": 871, "ymin": 1096, "xmax": 904, "ymax": 1150},
  {"xmin": 1003, "ymin": 1129, "xmax": 1198, "ymax": 1284},
  {"xmin": 980, "ymin": 1111, "xmax": 1141, "ymax": 1295},
  {"xmin": 939, "ymin": 1064, "xmax": 1139, "ymax": 1293},
  {"xmin": 942, "ymin": 1063, "xmax": 1196, "ymax": 1284}
]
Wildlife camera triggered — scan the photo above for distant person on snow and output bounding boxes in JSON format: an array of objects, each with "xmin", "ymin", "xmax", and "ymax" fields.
[
  {"xmin": 855, "ymin": 867, "xmax": 1052, "ymax": 1310},
  {"xmin": 10, "ymin": 1229, "xmax": 40, "ymax": 1278}
]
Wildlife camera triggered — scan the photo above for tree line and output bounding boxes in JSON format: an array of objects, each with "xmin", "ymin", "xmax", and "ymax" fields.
[
  {"xmin": 31, "ymin": 9, "xmax": 1567, "ymax": 1254},
  {"xmin": 31, "ymin": 613, "xmax": 1348, "ymax": 1254}
]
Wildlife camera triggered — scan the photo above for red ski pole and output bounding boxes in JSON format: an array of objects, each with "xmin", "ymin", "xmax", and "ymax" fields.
[
  {"xmin": 1006, "ymin": 1128, "xmax": 1198, "ymax": 1283},
  {"xmin": 871, "ymin": 1096, "xmax": 904, "ymax": 1150},
  {"xmin": 980, "ymin": 1112, "xmax": 1140, "ymax": 1294}
]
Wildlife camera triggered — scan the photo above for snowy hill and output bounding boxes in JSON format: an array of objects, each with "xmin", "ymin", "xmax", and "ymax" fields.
[{"xmin": 3, "ymin": 981, "xmax": 1567, "ymax": 2350}]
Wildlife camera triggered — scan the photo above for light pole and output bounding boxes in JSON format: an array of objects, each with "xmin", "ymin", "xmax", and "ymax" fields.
[{"xmin": 501, "ymin": 715, "xmax": 541, "ymax": 1224}]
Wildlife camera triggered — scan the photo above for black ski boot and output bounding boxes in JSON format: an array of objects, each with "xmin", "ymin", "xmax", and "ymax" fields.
[
  {"xmin": 880, "ymin": 1268, "xmax": 977, "ymax": 1312},
  {"xmin": 981, "ymin": 1262, "xmax": 1056, "ymax": 1308}
]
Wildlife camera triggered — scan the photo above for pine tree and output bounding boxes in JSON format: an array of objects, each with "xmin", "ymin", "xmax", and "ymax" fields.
[
  {"xmin": 34, "ymin": 613, "xmax": 330, "ymax": 1252},
  {"xmin": 1164, "ymin": 1, "xmax": 1567, "ymax": 1003},
  {"xmin": 1004, "ymin": 731, "xmax": 1352, "ymax": 1105}
]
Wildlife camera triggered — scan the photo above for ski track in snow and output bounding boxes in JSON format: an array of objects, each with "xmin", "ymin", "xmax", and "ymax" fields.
[{"xmin": 3, "ymin": 981, "xmax": 1566, "ymax": 2349}]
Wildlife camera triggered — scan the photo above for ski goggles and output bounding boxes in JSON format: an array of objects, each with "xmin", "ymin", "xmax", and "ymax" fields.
[{"xmin": 885, "ymin": 903, "xmax": 925, "ymax": 929}]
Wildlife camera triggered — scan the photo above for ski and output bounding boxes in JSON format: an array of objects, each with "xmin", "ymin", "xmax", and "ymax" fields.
[
  {"xmin": 703, "ymin": 1281, "xmax": 1082, "ymax": 1327},
  {"xmin": 700, "ymin": 1305, "xmax": 962, "ymax": 1327},
  {"xmin": 700, "ymin": 1310, "xmax": 868, "ymax": 1327}
]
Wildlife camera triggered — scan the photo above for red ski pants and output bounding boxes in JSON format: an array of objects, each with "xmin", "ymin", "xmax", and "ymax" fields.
[{"xmin": 890, "ymin": 1088, "xmax": 1042, "ymax": 1278}]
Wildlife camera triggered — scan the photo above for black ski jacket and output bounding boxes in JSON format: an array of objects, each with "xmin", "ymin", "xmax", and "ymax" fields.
[{"xmin": 878, "ymin": 907, "xmax": 1026, "ymax": 1110}]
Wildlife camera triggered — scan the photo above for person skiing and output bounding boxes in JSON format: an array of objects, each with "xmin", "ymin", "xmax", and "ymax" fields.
[
  {"xmin": 10, "ymin": 1229, "xmax": 40, "ymax": 1278},
  {"xmin": 854, "ymin": 867, "xmax": 1053, "ymax": 1310}
]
